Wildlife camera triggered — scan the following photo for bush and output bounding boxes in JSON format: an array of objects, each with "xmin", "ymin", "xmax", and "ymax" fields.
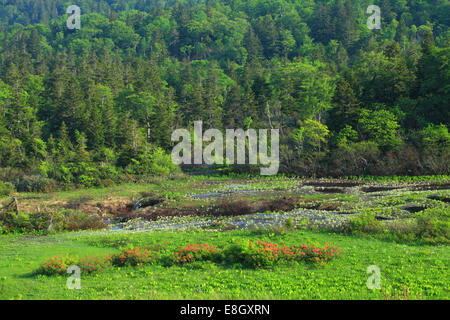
[
  {"xmin": 111, "ymin": 247, "xmax": 153, "ymax": 267},
  {"xmin": 0, "ymin": 211, "xmax": 51, "ymax": 234},
  {"xmin": 284, "ymin": 217, "xmax": 295, "ymax": 230},
  {"xmin": 53, "ymin": 210, "xmax": 107, "ymax": 232},
  {"xmin": 36, "ymin": 241, "xmax": 343, "ymax": 277},
  {"xmin": 0, "ymin": 210, "xmax": 107, "ymax": 234},
  {"xmin": 327, "ymin": 141, "xmax": 381, "ymax": 176},
  {"xmin": 223, "ymin": 240, "xmax": 278, "ymax": 268},
  {"xmin": 349, "ymin": 213, "xmax": 384, "ymax": 234},
  {"xmin": 0, "ymin": 168, "xmax": 24, "ymax": 184},
  {"xmin": 148, "ymin": 147, "xmax": 180, "ymax": 176},
  {"xmin": 0, "ymin": 181, "xmax": 15, "ymax": 196},
  {"xmin": 348, "ymin": 205, "xmax": 449, "ymax": 245},
  {"xmin": 79, "ymin": 255, "xmax": 112, "ymax": 274},
  {"xmin": 415, "ymin": 210, "xmax": 449, "ymax": 244},
  {"xmin": 222, "ymin": 240, "xmax": 342, "ymax": 268},
  {"xmin": 39, "ymin": 256, "xmax": 79, "ymax": 275},
  {"xmin": 39, "ymin": 255, "xmax": 111, "ymax": 275},
  {"xmin": 170, "ymin": 243, "xmax": 218, "ymax": 265},
  {"xmin": 14, "ymin": 175, "xmax": 57, "ymax": 192},
  {"xmin": 125, "ymin": 147, "xmax": 180, "ymax": 176}
]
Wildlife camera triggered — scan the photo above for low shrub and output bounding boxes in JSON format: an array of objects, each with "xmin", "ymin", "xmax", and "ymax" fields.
[
  {"xmin": 0, "ymin": 209, "xmax": 107, "ymax": 234},
  {"xmin": 349, "ymin": 213, "xmax": 384, "ymax": 234},
  {"xmin": 223, "ymin": 240, "xmax": 275, "ymax": 268},
  {"xmin": 170, "ymin": 243, "xmax": 218, "ymax": 265},
  {"xmin": 414, "ymin": 210, "xmax": 449, "ymax": 244},
  {"xmin": 284, "ymin": 217, "xmax": 295, "ymax": 230},
  {"xmin": 14, "ymin": 175, "xmax": 57, "ymax": 192},
  {"xmin": 39, "ymin": 255, "xmax": 111, "ymax": 275},
  {"xmin": 347, "ymin": 205, "xmax": 449, "ymax": 245},
  {"xmin": 296, "ymin": 243, "xmax": 342, "ymax": 264},
  {"xmin": 79, "ymin": 255, "xmax": 112, "ymax": 274},
  {"xmin": 37, "ymin": 240, "xmax": 343, "ymax": 277},
  {"xmin": 167, "ymin": 241, "xmax": 342, "ymax": 268},
  {"xmin": 39, "ymin": 256, "xmax": 80, "ymax": 275},
  {"xmin": 0, "ymin": 211, "xmax": 51, "ymax": 234},
  {"xmin": 125, "ymin": 147, "xmax": 180, "ymax": 177},
  {"xmin": 111, "ymin": 247, "xmax": 152, "ymax": 267},
  {"xmin": 0, "ymin": 181, "xmax": 15, "ymax": 196},
  {"xmin": 54, "ymin": 210, "xmax": 107, "ymax": 232},
  {"xmin": 222, "ymin": 240, "xmax": 342, "ymax": 268}
]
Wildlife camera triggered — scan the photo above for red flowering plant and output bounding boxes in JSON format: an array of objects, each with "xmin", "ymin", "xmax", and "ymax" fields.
[
  {"xmin": 292, "ymin": 243, "xmax": 342, "ymax": 265},
  {"xmin": 111, "ymin": 247, "xmax": 152, "ymax": 268},
  {"xmin": 223, "ymin": 240, "xmax": 342, "ymax": 268},
  {"xmin": 171, "ymin": 243, "xmax": 218, "ymax": 265},
  {"xmin": 39, "ymin": 256, "xmax": 78, "ymax": 275},
  {"xmin": 79, "ymin": 255, "xmax": 112, "ymax": 274},
  {"xmin": 39, "ymin": 255, "xmax": 112, "ymax": 275}
]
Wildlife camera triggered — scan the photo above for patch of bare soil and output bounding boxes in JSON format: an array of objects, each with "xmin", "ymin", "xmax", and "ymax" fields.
[
  {"xmin": 409, "ymin": 183, "xmax": 450, "ymax": 191},
  {"xmin": 361, "ymin": 186, "xmax": 403, "ymax": 193},
  {"xmin": 400, "ymin": 204, "xmax": 427, "ymax": 213},
  {"xmin": 314, "ymin": 187, "xmax": 347, "ymax": 194},
  {"xmin": 302, "ymin": 179, "xmax": 364, "ymax": 188},
  {"xmin": 428, "ymin": 195, "xmax": 450, "ymax": 203},
  {"xmin": 12, "ymin": 196, "xmax": 135, "ymax": 218}
]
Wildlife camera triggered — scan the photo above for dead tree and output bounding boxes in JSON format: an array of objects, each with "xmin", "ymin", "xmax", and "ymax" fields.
[{"xmin": 1, "ymin": 197, "xmax": 19, "ymax": 215}]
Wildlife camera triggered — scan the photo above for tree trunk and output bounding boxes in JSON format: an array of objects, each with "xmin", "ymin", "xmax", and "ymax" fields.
[{"xmin": 13, "ymin": 197, "xmax": 19, "ymax": 215}]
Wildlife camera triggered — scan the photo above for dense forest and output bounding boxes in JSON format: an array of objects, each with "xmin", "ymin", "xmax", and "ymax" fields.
[{"xmin": 0, "ymin": 0, "xmax": 449, "ymax": 192}]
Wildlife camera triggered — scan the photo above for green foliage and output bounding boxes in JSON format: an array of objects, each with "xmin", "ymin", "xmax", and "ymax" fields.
[
  {"xmin": 221, "ymin": 240, "xmax": 341, "ymax": 268},
  {"xmin": 38, "ymin": 256, "xmax": 80, "ymax": 276},
  {"xmin": 0, "ymin": 211, "xmax": 50, "ymax": 234},
  {"xmin": 52, "ymin": 210, "xmax": 107, "ymax": 232},
  {"xmin": 14, "ymin": 175, "xmax": 57, "ymax": 193},
  {"xmin": 358, "ymin": 109, "xmax": 402, "ymax": 150},
  {"xmin": 284, "ymin": 217, "xmax": 295, "ymax": 230},
  {"xmin": 414, "ymin": 207, "xmax": 449, "ymax": 244},
  {"xmin": 169, "ymin": 243, "xmax": 218, "ymax": 265},
  {"xmin": 0, "ymin": 181, "xmax": 15, "ymax": 196},
  {"xmin": 111, "ymin": 248, "xmax": 153, "ymax": 267},
  {"xmin": 0, "ymin": 0, "xmax": 448, "ymax": 180},
  {"xmin": 334, "ymin": 125, "xmax": 358, "ymax": 147},
  {"xmin": 38, "ymin": 255, "xmax": 111, "ymax": 275},
  {"xmin": 349, "ymin": 213, "xmax": 384, "ymax": 234},
  {"xmin": 79, "ymin": 255, "xmax": 112, "ymax": 274},
  {"xmin": 222, "ymin": 240, "xmax": 278, "ymax": 268},
  {"xmin": 125, "ymin": 147, "xmax": 180, "ymax": 176},
  {"xmin": 0, "ymin": 209, "xmax": 107, "ymax": 234},
  {"xmin": 348, "ymin": 205, "xmax": 449, "ymax": 245},
  {"xmin": 419, "ymin": 124, "xmax": 450, "ymax": 152},
  {"xmin": 292, "ymin": 119, "xmax": 330, "ymax": 153}
]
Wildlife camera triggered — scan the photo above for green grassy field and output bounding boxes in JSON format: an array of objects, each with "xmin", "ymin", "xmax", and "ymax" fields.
[{"xmin": 0, "ymin": 227, "xmax": 448, "ymax": 300}]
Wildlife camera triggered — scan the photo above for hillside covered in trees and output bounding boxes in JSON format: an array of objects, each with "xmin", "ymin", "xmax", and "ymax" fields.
[{"xmin": 0, "ymin": 0, "xmax": 449, "ymax": 192}]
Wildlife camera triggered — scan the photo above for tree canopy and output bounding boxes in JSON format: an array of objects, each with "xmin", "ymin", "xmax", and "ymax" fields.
[{"xmin": 0, "ymin": 0, "xmax": 448, "ymax": 189}]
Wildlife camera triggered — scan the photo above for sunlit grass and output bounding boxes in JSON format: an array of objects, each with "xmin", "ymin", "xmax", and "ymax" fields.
[{"xmin": 0, "ymin": 228, "xmax": 448, "ymax": 300}]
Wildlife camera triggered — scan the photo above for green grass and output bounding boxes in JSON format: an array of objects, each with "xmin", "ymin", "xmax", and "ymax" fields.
[
  {"xmin": 0, "ymin": 228, "xmax": 448, "ymax": 300},
  {"xmin": 1, "ymin": 175, "xmax": 448, "ymax": 299}
]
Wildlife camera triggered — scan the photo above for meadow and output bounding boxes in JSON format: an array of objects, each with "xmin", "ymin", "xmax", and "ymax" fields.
[{"xmin": 0, "ymin": 175, "xmax": 449, "ymax": 300}]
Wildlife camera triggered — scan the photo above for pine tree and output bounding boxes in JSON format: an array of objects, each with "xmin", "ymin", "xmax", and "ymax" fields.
[{"xmin": 328, "ymin": 78, "xmax": 360, "ymax": 131}]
